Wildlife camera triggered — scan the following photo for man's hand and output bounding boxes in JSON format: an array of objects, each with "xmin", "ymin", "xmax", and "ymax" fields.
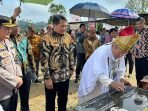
[
  {"xmin": 110, "ymin": 81, "xmax": 125, "ymax": 92},
  {"xmin": 120, "ymin": 79, "xmax": 132, "ymax": 86},
  {"xmin": 12, "ymin": 7, "xmax": 21, "ymax": 19},
  {"xmin": 16, "ymin": 76, "xmax": 23, "ymax": 88},
  {"xmin": 45, "ymin": 79, "xmax": 53, "ymax": 89}
]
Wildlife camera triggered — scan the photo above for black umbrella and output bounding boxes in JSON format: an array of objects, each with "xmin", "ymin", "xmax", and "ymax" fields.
[
  {"xmin": 0, "ymin": 0, "xmax": 3, "ymax": 5},
  {"xmin": 70, "ymin": 2, "xmax": 110, "ymax": 19}
]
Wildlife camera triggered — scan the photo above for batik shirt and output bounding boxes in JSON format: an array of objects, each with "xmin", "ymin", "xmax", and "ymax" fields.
[
  {"xmin": 10, "ymin": 34, "xmax": 36, "ymax": 75},
  {"xmin": 132, "ymin": 28, "xmax": 148, "ymax": 58},
  {"xmin": 41, "ymin": 31, "xmax": 76, "ymax": 83},
  {"xmin": 28, "ymin": 34, "xmax": 42, "ymax": 60}
]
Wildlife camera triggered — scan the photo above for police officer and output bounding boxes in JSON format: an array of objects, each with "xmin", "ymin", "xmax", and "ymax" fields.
[{"xmin": 0, "ymin": 15, "xmax": 23, "ymax": 111}]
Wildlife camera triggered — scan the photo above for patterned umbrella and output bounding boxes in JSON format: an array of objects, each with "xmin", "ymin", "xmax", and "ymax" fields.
[
  {"xmin": 111, "ymin": 8, "xmax": 139, "ymax": 26},
  {"xmin": 111, "ymin": 8, "xmax": 139, "ymax": 19}
]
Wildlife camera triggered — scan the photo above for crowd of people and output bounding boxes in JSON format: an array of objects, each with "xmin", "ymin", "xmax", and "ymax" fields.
[{"xmin": 0, "ymin": 7, "xmax": 148, "ymax": 111}]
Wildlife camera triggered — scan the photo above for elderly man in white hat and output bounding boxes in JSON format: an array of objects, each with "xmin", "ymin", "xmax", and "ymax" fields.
[{"xmin": 78, "ymin": 26, "xmax": 140, "ymax": 104}]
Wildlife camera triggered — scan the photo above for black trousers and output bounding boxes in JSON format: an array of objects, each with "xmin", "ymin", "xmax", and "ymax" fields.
[
  {"xmin": 76, "ymin": 53, "xmax": 85, "ymax": 79},
  {"xmin": 45, "ymin": 79, "xmax": 69, "ymax": 111},
  {"xmin": 125, "ymin": 52, "xmax": 134, "ymax": 74},
  {"xmin": 135, "ymin": 57, "xmax": 148, "ymax": 86},
  {"xmin": 0, "ymin": 92, "xmax": 18, "ymax": 111},
  {"xmin": 19, "ymin": 74, "xmax": 31, "ymax": 111},
  {"xmin": 35, "ymin": 59, "xmax": 40, "ymax": 78}
]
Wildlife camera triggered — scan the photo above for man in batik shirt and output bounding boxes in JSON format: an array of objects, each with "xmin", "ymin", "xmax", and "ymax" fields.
[
  {"xmin": 28, "ymin": 26, "xmax": 42, "ymax": 83},
  {"xmin": 41, "ymin": 14, "xmax": 76, "ymax": 111},
  {"xmin": 10, "ymin": 25, "xmax": 36, "ymax": 111},
  {"xmin": 131, "ymin": 17, "xmax": 148, "ymax": 86}
]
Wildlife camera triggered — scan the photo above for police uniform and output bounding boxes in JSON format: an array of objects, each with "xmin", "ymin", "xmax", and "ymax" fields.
[{"xmin": 0, "ymin": 15, "xmax": 22, "ymax": 111}]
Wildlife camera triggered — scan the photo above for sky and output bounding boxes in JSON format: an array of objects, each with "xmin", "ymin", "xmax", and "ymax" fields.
[{"xmin": 0, "ymin": 0, "xmax": 128, "ymax": 23}]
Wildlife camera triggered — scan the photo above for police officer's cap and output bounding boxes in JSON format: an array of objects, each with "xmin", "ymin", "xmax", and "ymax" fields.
[{"xmin": 0, "ymin": 15, "xmax": 17, "ymax": 28}]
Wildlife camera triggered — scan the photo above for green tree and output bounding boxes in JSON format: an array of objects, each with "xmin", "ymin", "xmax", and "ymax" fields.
[
  {"xmin": 126, "ymin": 0, "xmax": 148, "ymax": 13},
  {"xmin": 96, "ymin": 23, "xmax": 103, "ymax": 31},
  {"xmin": 48, "ymin": 16, "xmax": 53, "ymax": 24},
  {"xmin": 48, "ymin": 3, "xmax": 67, "ymax": 24},
  {"xmin": 18, "ymin": 20, "xmax": 47, "ymax": 33}
]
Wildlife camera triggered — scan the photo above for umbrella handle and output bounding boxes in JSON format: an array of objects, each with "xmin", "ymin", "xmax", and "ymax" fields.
[
  {"xmin": 18, "ymin": 0, "xmax": 22, "ymax": 18},
  {"xmin": 19, "ymin": 0, "xmax": 23, "ymax": 7},
  {"xmin": 19, "ymin": 2, "xmax": 21, "ymax": 7},
  {"xmin": 0, "ymin": 0, "xmax": 3, "ymax": 5}
]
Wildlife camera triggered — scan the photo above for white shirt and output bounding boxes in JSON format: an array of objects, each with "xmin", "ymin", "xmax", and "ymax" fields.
[{"xmin": 78, "ymin": 43, "xmax": 126, "ymax": 98}]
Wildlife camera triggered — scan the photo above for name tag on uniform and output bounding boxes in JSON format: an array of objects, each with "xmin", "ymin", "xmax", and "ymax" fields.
[
  {"xmin": 1, "ymin": 58, "xmax": 11, "ymax": 66},
  {"xmin": 0, "ymin": 51, "xmax": 11, "ymax": 66},
  {"xmin": 0, "ymin": 51, "xmax": 10, "ymax": 58}
]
